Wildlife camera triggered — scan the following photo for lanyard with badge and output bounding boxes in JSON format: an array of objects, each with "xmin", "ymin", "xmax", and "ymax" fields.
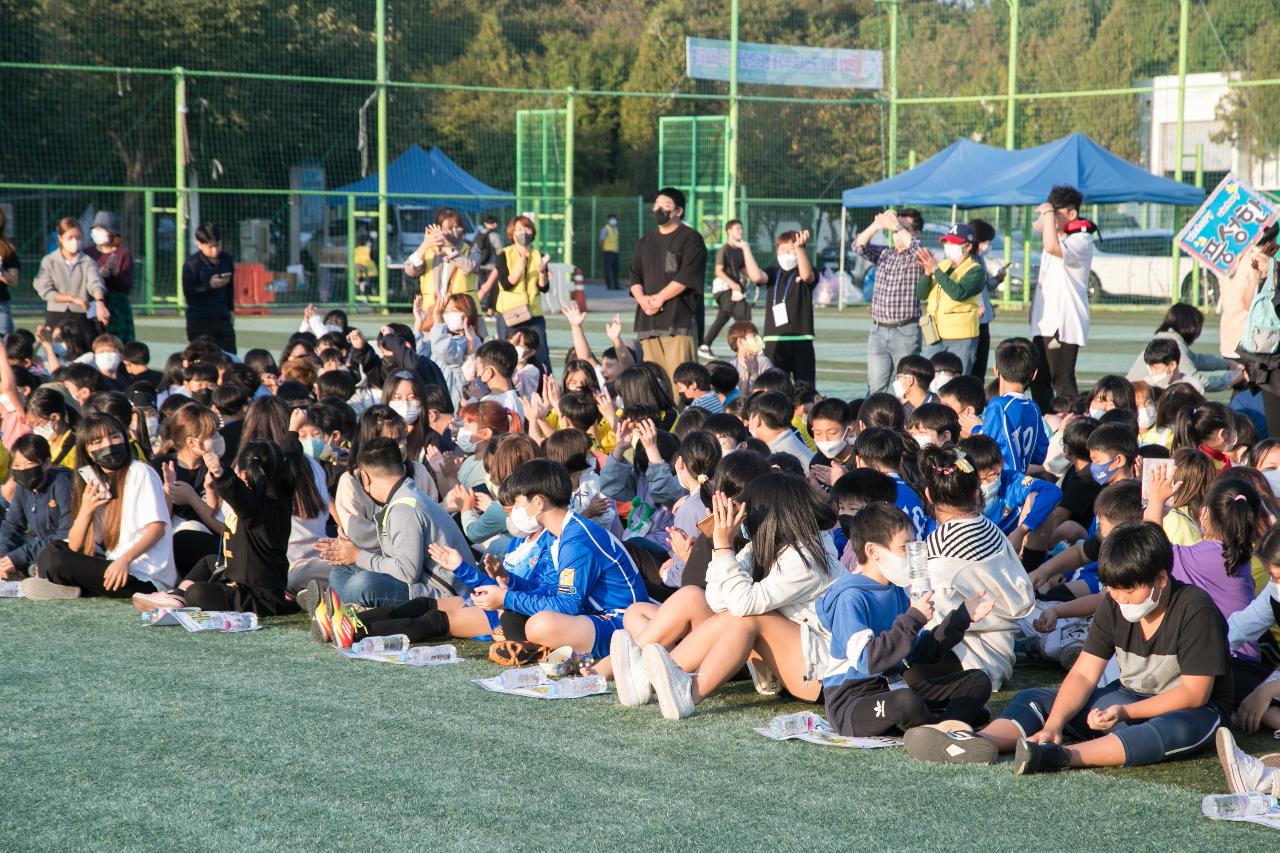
[{"xmin": 770, "ymin": 267, "xmax": 796, "ymax": 328}]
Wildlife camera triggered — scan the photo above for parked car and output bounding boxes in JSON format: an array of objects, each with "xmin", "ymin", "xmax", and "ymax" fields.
[{"xmin": 1086, "ymin": 230, "xmax": 1208, "ymax": 304}]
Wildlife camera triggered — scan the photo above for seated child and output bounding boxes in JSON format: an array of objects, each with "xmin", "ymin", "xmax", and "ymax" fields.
[
  {"xmin": 807, "ymin": 397, "xmax": 855, "ymax": 491},
  {"xmin": 961, "ymin": 434, "xmax": 1061, "ymax": 570},
  {"xmin": 893, "ymin": 354, "xmax": 935, "ymax": 418},
  {"xmin": 937, "ymin": 375, "xmax": 986, "ymax": 439},
  {"xmin": 1030, "ymin": 479, "xmax": 1142, "ymax": 601},
  {"xmin": 853, "ymin": 426, "xmax": 929, "ymax": 539},
  {"xmin": 978, "ymin": 337, "xmax": 1047, "ymax": 473},
  {"xmin": 906, "ymin": 403, "xmax": 959, "ymax": 449},
  {"xmin": 819, "ymin": 502, "xmax": 994, "ymax": 737},
  {"xmin": 928, "ymin": 351, "xmax": 963, "ymax": 395},
  {"xmin": 1226, "ymin": 525, "xmax": 1280, "ymax": 737},
  {"xmin": 673, "ymin": 362, "xmax": 724, "ymax": 414}
]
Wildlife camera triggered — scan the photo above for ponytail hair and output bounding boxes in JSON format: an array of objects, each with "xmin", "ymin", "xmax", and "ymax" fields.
[
  {"xmin": 917, "ymin": 444, "xmax": 980, "ymax": 512},
  {"xmin": 1203, "ymin": 477, "xmax": 1263, "ymax": 577},
  {"xmin": 674, "ymin": 431, "xmax": 722, "ymax": 505},
  {"xmin": 236, "ymin": 440, "xmax": 284, "ymax": 499},
  {"xmin": 1173, "ymin": 401, "xmax": 1231, "ymax": 451}
]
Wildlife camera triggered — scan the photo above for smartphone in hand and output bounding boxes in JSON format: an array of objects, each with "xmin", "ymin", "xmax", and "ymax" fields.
[{"xmin": 78, "ymin": 465, "xmax": 110, "ymax": 499}]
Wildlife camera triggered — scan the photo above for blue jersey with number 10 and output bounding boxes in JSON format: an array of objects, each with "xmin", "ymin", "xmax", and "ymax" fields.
[{"xmin": 980, "ymin": 392, "xmax": 1048, "ymax": 474}]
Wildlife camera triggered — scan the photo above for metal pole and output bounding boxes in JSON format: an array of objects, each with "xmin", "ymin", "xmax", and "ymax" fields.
[
  {"xmin": 1005, "ymin": 0, "xmax": 1019, "ymax": 151},
  {"xmin": 174, "ymin": 67, "xmax": 186, "ymax": 311},
  {"xmin": 143, "ymin": 189, "xmax": 155, "ymax": 313},
  {"xmin": 838, "ymin": 206, "xmax": 847, "ymax": 311},
  {"xmin": 590, "ymin": 195, "xmax": 598, "ymax": 279},
  {"xmin": 1022, "ymin": 205, "xmax": 1033, "ymax": 308},
  {"xmin": 908, "ymin": 149, "xmax": 916, "ymax": 170},
  {"xmin": 376, "ymin": 0, "xmax": 389, "ymax": 308},
  {"xmin": 346, "ymin": 193, "xmax": 356, "ymax": 304},
  {"xmin": 564, "ymin": 89, "xmax": 575, "ymax": 266},
  {"xmin": 727, "ymin": 0, "xmax": 739, "ymax": 220},
  {"xmin": 1171, "ymin": 0, "xmax": 1189, "ymax": 303},
  {"xmin": 885, "ymin": 0, "xmax": 899, "ymax": 176},
  {"xmin": 1192, "ymin": 143, "xmax": 1204, "ymax": 308}
]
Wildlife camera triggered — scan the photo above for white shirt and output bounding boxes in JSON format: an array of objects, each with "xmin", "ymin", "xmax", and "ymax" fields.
[
  {"xmin": 1030, "ymin": 231, "xmax": 1093, "ymax": 347},
  {"xmin": 105, "ymin": 461, "xmax": 176, "ymax": 589},
  {"xmin": 484, "ymin": 388, "xmax": 526, "ymax": 424}
]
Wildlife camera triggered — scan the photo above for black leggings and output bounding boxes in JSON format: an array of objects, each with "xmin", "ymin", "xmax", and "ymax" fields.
[
  {"xmin": 359, "ymin": 597, "xmax": 450, "ymax": 643},
  {"xmin": 765, "ymin": 339, "xmax": 816, "ymax": 385},
  {"xmin": 182, "ymin": 554, "xmax": 298, "ymax": 617},
  {"xmin": 35, "ymin": 541, "xmax": 153, "ymax": 597},
  {"xmin": 702, "ymin": 292, "xmax": 751, "ymax": 348},
  {"xmin": 970, "ymin": 323, "xmax": 991, "ymax": 379},
  {"xmin": 1031, "ymin": 334, "xmax": 1080, "ymax": 412}
]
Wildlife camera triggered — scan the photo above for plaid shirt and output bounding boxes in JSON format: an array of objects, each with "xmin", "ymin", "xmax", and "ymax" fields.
[{"xmin": 857, "ymin": 239, "xmax": 923, "ymax": 324}]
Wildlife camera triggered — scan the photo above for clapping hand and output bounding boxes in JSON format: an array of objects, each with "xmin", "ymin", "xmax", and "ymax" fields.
[
  {"xmin": 427, "ymin": 543, "xmax": 463, "ymax": 572},
  {"xmin": 916, "ymin": 247, "xmax": 938, "ymax": 275}
]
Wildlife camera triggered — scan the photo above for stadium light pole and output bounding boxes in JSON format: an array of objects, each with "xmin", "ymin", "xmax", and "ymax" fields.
[
  {"xmin": 726, "ymin": 0, "xmax": 739, "ymax": 221},
  {"xmin": 878, "ymin": 0, "xmax": 899, "ymax": 178}
]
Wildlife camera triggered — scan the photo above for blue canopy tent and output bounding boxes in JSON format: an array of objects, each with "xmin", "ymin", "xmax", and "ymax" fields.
[
  {"xmin": 841, "ymin": 132, "xmax": 1204, "ymax": 208},
  {"xmin": 331, "ymin": 144, "xmax": 512, "ymax": 209}
]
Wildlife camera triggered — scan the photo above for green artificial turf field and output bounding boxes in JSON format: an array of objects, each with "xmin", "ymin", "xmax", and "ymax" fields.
[{"xmin": 2, "ymin": 599, "xmax": 1275, "ymax": 851}]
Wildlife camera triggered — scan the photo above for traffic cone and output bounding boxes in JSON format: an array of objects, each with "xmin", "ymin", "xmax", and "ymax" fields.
[{"xmin": 573, "ymin": 267, "xmax": 587, "ymax": 312}]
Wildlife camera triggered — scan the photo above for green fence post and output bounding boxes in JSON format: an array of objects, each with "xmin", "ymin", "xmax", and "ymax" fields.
[
  {"xmin": 376, "ymin": 0, "xmax": 389, "ymax": 309},
  {"xmin": 727, "ymin": 0, "xmax": 739, "ymax": 220},
  {"xmin": 173, "ymin": 67, "xmax": 186, "ymax": 310},
  {"xmin": 1170, "ymin": 0, "xmax": 1189, "ymax": 304},
  {"xmin": 590, "ymin": 196, "xmax": 598, "ymax": 279},
  {"xmin": 1005, "ymin": 0, "xmax": 1019, "ymax": 151},
  {"xmin": 143, "ymin": 189, "xmax": 155, "ymax": 314},
  {"xmin": 1022, "ymin": 205, "xmax": 1033, "ymax": 308},
  {"xmin": 1192, "ymin": 143, "xmax": 1204, "ymax": 308},
  {"xmin": 880, "ymin": 0, "xmax": 899, "ymax": 178},
  {"xmin": 346, "ymin": 193, "xmax": 356, "ymax": 305},
  {"xmin": 564, "ymin": 88, "xmax": 575, "ymax": 266}
]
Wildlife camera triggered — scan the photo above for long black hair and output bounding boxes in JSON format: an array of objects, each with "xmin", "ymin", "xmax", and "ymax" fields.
[
  {"xmin": 1202, "ymin": 478, "xmax": 1263, "ymax": 577},
  {"xmin": 741, "ymin": 471, "xmax": 836, "ymax": 579},
  {"xmin": 237, "ymin": 395, "xmax": 325, "ymax": 519},
  {"xmin": 237, "ymin": 439, "xmax": 294, "ymax": 503},
  {"xmin": 918, "ymin": 444, "xmax": 980, "ymax": 512}
]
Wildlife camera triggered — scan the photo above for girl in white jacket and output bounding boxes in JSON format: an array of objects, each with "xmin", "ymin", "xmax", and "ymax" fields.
[{"xmin": 615, "ymin": 471, "xmax": 841, "ymax": 720}]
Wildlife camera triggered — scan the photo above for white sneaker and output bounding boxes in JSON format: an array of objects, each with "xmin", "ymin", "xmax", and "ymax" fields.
[
  {"xmin": 746, "ymin": 658, "xmax": 782, "ymax": 695},
  {"xmin": 609, "ymin": 630, "xmax": 651, "ymax": 706},
  {"xmin": 697, "ymin": 345, "xmax": 714, "ymax": 359},
  {"xmin": 20, "ymin": 577, "xmax": 81, "ymax": 601},
  {"xmin": 1217, "ymin": 727, "xmax": 1280, "ymax": 795},
  {"xmin": 642, "ymin": 643, "xmax": 695, "ymax": 721},
  {"xmin": 132, "ymin": 590, "xmax": 186, "ymax": 613}
]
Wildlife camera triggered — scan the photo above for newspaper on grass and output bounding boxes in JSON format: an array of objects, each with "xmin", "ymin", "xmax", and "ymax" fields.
[
  {"xmin": 339, "ymin": 645, "xmax": 460, "ymax": 667},
  {"xmin": 141, "ymin": 607, "xmax": 258, "ymax": 632},
  {"xmin": 754, "ymin": 715, "xmax": 901, "ymax": 749},
  {"xmin": 473, "ymin": 674, "xmax": 610, "ymax": 700},
  {"xmin": 0, "ymin": 580, "xmax": 23, "ymax": 598}
]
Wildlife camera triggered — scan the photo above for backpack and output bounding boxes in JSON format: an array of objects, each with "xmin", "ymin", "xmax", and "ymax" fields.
[{"xmin": 1242, "ymin": 256, "xmax": 1280, "ymax": 355}]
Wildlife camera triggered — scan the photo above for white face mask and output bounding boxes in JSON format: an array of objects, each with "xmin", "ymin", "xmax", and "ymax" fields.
[
  {"xmin": 33, "ymin": 422, "xmax": 56, "ymax": 440},
  {"xmin": 1146, "ymin": 370, "xmax": 1173, "ymax": 389},
  {"xmin": 203, "ymin": 433, "xmax": 226, "ymax": 458},
  {"xmin": 1116, "ymin": 583, "xmax": 1162, "ymax": 623},
  {"xmin": 510, "ymin": 502, "xmax": 542, "ymax": 535},
  {"xmin": 815, "ymin": 437, "xmax": 848, "ymax": 459},
  {"xmin": 94, "ymin": 351, "xmax": 121, "ymax": 373},
  {"xmin": 912, "ymin": 433, "xmax": 933, "ymax": 448},
  {"xmin": 1137, "ymin": 405, "xmax": 1156, "ymax": 430},
  {"xmin": 514, "ymin": 345, "xmax": 529, "ymax": 362},
  {"xmin": 875, "ymin": 546, "xmax": 911, "ymax": 587},
  {"xmin": 1262, "ymin": 468, "xmax": 1280, "ymax": 497},
  {"xmin": 455, "ymin": 426, "xmax": 476, "ymax": 453},
  {"xmin": 744, "ymin": 334, "xmax": 765, "ymax": 354},
  {"xmin": 1088, "ymin": 406, "xmax": 1106, "ymax": 420},
  {"xmin": 981, "ymin": 478, "xmax": 1001, "ymax": 509},
  {"xmin": 943, "ymin": 243, "xmax": 965, "ymax": 262},
  {"xmin": 390, "ymin": 399, "xmax": 421, "ymax": 425},
  {"xmin": 777, "ymin": 253, "xmax": 798, "ymax": 271},
  {"xmin": 892, "ymin": 377, "xmax": 908, "ymax": 401},
  {"xmin": 91, "ymin": 228, "xmax": 111, "ymax": 247},
  {"xmin": 443, "ymin": 311, "xmax": 467, "ymax": 333},
  {"xmin": 62, "ymin": 238, "xmax": 80, "ymax": 255},
  {"xmin": 929, "ymin": 373, "xmax": 954, "ymax": 395}
]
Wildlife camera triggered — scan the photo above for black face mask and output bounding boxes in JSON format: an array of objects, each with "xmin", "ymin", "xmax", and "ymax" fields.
[
  {"xmin": 12, "ymin": 465, "xmax": 46, "ymax": 492},
  {"xmin": 91, "ymin": 443, "xmax": 131, "ymax": 471},
  {"xmin": 653, "ymin": 209, "xmax": 671, "ymax": 226}
]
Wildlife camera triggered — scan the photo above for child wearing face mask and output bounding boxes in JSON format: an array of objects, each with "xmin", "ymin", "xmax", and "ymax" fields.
[
  {"xmin": 1174, "ymin": 401, "xmax": 1236, "ymax": 471},
  {"xmin": 507, "ymin": 328, "xmax": 544, "ymax": 399},
  {"xmin": 907, "ymin": 521, "xmax": 1231, "ymax": 774},
  {"xmin": 891, "ymin": 354, "xmax": 935, "ymax": 418},
  {"xmin": 725, "ymin": 321, "xmax": 773, "ymax": 397},
  {"xmin": 734, "ymin": 230, "xmax": 818, "ymax": 385},
  {"xmin": 807, "ymin": 398, "xmax": 855, "ymax": 494},
  {"xmin": 91, "ymin": 334, "xmax": 125, "ymax": 390},
  {"xmin": 427, "ymin": 292, "xmax": 480, "ymax": 408},
  {"xmin": 906, "ymin": 403, "xmax": 959, "ymax": 451},
  {"xmin": 0, "ymin": 434, "xmax": 73, "ymax": 580},
  {"xmin": 1085, "ymin": 423, "xmax": 1138, "ymax": 487},
  {"xmin": 1138, "ymin": 338, "xmax": 1205, "ymax": 394},
  {"xmin": 1084, "ymin": 375, "xmax": 1136, "ymax": 422},
  {"xmin": 977, "ymin": 337, "xmax": 1048, "ymax": 474},
  {"xmin": 962, "ymin": 435, "xmax": 1061, "ymax": 571},
  {"xmin": 819, "ymin": 502, "xmax": 995, "ymax": 737},
  {"xmin": 927, "ymin": 351, "xmax": 963, "ymax": 396},
  {"xmin": 1133, "ymin": 380, "xmax": 1162, "ymax": 446}
]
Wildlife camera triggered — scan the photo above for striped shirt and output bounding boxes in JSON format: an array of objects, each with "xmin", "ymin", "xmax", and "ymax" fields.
[
  {"xmin": 926, "ymin": 514, "xmax": 1006, "ymax": 563},
  {"xmin": 690, "ymin": 390, "xmax": 725, "ymax": 414},
  {"xmin": 857, "ymin": 239, "xmax": 924, "ymax": 325}
]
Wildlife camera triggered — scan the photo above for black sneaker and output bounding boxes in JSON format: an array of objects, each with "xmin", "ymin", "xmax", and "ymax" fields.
[
  {"xmin": 1012, "ymin": 738, "xmax": 1070, "ymax": 775},
  {"xmin": 903, "ymin": 721, "xmax": 998, "ymax": 765}
]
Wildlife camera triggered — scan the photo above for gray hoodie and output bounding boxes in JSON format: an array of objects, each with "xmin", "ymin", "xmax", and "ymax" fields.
[{"xmin": 33, "ymin": 250, "xmax": 106, "ymax": 314}]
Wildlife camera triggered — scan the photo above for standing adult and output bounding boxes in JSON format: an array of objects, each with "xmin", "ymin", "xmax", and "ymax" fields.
[
  {"xmin": 628, "ymin": 188, "xmax": 707, "ymax": 386},
  {"xmin": 474, "ymin": 214, "xmax": 505, "ymax": 314},
  {"xmin": 0, "ymin": 208, "xmax": 18, "ymax": 335},
  {"xmin": 1029, "ymin": 185, "xmax": 1094, "ymax": 411},
  {"xmin": 599, "ymin": 212, "xmax": 621, "ymax": 291},
  {"xmin": 181, "ymin": 222, "xmax": 237, "ymax": 354},
  {"xmin": 1218, "ymin": 229, "xmax": 1276, "ymax": 358},
  {"xmin": 85, "ymin": 211, "xmax": 135, "ymax": 343},
  {"xmin": 491, "ymin": 215, "xmax": 551, "ymax": 368},
  {"xmin": 915, "ymin": 223, "xmax": 985, "ymax": 374},
  {"xmin": 34, "ymin": 217, "xmax": 109, "ymax": 341},
  {"xmin": 855, "ymin": 208, "xmax": 925, "ymax": 394},
  {"xmin": 404, "ymin": 207, "xmax": 482, "ymax": 314},
  {"xmin": 699, "ymin": 218, "xmax": 750, "ymax": 358}
]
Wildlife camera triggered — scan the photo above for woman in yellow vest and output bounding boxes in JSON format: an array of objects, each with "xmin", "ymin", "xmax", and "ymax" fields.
[
  {"xmin": 915, "ymin": 223, "xmax": 986, "ymax": 374},
  {"xmin": 599, "ymin": 213, "xmax": 621, "ymax": 290},
  {"xmin": 402, "ymin": 207, "xmax": 480, "ymax": 312},
  {"xmin": 490, "ymin": 215, "xmax": 551, "ymax": 367}
]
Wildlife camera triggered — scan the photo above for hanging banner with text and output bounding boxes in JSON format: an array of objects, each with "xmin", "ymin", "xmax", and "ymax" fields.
[
  {"xmin": 685, "ymin": 38, "xmax": 883, "ymax": 91},
  {"xmin": 1176, "ymin": 174, "xmax": 1279, "ymax": 277}
]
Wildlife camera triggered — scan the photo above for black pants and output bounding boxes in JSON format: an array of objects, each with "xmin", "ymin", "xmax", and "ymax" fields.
[
  {"xmin": 182, "ymin": 554, "xmax": 297, "ymax": 616},
  {"xmin": 702, "ymin": 291, "xmax": 751, "ymax": 348},
  {"xmin": 477, "ymin": 266, "xmax": 498, "ymax": 311},
  {"xmin": 970, "ymin": 323, "xmax": 991, "ymax": 379},
  {"xmin": 359, "ymin": 596, "xmax": 451, "ymax": 643},
  {"xmin": 187, "ymin": 314, "xmax": 236, "ymax": 355},
  {"xmin": 765, "ymin": 339, "xmax": 816, "ymax": 386},
  {"xmin": 825, "ymin": 654, "xmax": 992, "ymax": 737},
  {"xmin": 35, "ymin": 541, "xmax": 153, "ymax": 597},
  {"xmin": 1031, "ymin": 334, "xmax": 1080, "ymax": 411},
  {"xmin": 174, "ymin": 530, "xmax": 219, "ymax": 579},
  {"xmin": 602, "ymin": 252, "xmax": 620, "ymax": 290}
]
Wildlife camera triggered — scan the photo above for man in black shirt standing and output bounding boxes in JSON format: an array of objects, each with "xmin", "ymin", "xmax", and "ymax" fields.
[
  {"xmin": 181, "ymin": 223, "xmax": 237, "ymax": 354},
  {"xmin": 699, "ymin": 218, "xmax": 750, "ymax": 358},
  {"xmin": 628, "ymin": 187, "xmax": 707, "ymax": 386}
]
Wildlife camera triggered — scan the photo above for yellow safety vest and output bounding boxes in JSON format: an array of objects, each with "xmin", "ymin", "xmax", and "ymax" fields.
[
  {"xmin": 495, "ymin": 244, "xmax": 544, "ymax": 318},
  {"xmin": 417, "ymin": 246, "xmax": 477, "ymax": 309},
  {"xmin": 601, "ymin": 223, "xmax": 619, "ymax": 253},
  {"xmin": 925, "ymin": 256, "xmax": 981, "ymax": 340}
]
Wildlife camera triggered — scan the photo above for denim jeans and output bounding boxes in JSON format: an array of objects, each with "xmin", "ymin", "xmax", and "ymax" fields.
[
  {"xmin": 0, "ymin": 302, "xmax": 12, "ymax": 336},
  {"xmin": 922, "ymin": 337, "xmax": 979, "ymax": 375},
  {"xmin": 867, "ymin": 322, "xmax": 922, "ymax": 394},
  {"xmin": 328, "ymin": 565, "xmax": 411, "ymax": 608}
]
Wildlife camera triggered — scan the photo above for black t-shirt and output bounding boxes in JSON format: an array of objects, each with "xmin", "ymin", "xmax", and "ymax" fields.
[
  {"xmin": 1059, "ymin": 466, "xmax": 1102, "ymax": 529},
  {"xmin": 125, "ymin": 368, "xmax": 165, "ymax": 389},
  {"xmin": 715, "ymin": 244, "xmax": 745, "ymax": 285},
  {"xmin": 0, "ymin": 249, "xmax": 18, "ymax": 303},
  {"xmin": 761, "ymin": 264, "xmax": 818, "ymax": 338},
  {"xmin": 150, "ymin": 453, "xmax": 211, "ymax": 524},
  {"xmin": 1083, "ymin": 580, "xmax": 1232, "ymax": 715},
  {"xmin": 628, "ymin": 223, "xmax": 707, "ymax": 339}
]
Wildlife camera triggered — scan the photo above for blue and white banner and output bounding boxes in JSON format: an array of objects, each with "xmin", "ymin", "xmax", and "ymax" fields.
[
  {"xmin": 685, "ymin": 38, "xmax": 883, "ymax": 91},
  {"xmin": 1177, "ymin": 174, "xmax": 1279, "ymax": 277}
]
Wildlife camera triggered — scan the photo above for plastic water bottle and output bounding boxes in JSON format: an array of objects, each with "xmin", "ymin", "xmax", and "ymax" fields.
[
  {"xmin": 907, "ymin": 540, "xmax": 931, "ymax": 596},
  {"xmin": 402, "ymin": 644, "xmax": 457, "ymax": 665},
  {"xmin": 1201, "ymin": 792, "xmax": 1278, "ymax": 818},
  {"xmin": 769, "ymin": 711, "xmax": 820, "ymax": 737},
  {"xmin": 500, "ymin": 666, "xmax": 544, "ymax": 689},
  {"xmin": 0, "ymin": 580, "xmax": 21, "ymax": 598},
  {"xmin": 210, "ymin": 612, "xmax": 258, "ymax": 632},
  {"xmin": 353, "ymin": 634, "xmax": 409, "ymax": 655},
  {"xmin": 547, "ymin": 675, "xmax": 606, "ymax": 698}
]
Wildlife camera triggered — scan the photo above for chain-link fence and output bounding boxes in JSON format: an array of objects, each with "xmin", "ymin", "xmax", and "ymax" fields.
[{"xmin": 2, "ymin": 0, "xmax": 1278, "ymax": 313}]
